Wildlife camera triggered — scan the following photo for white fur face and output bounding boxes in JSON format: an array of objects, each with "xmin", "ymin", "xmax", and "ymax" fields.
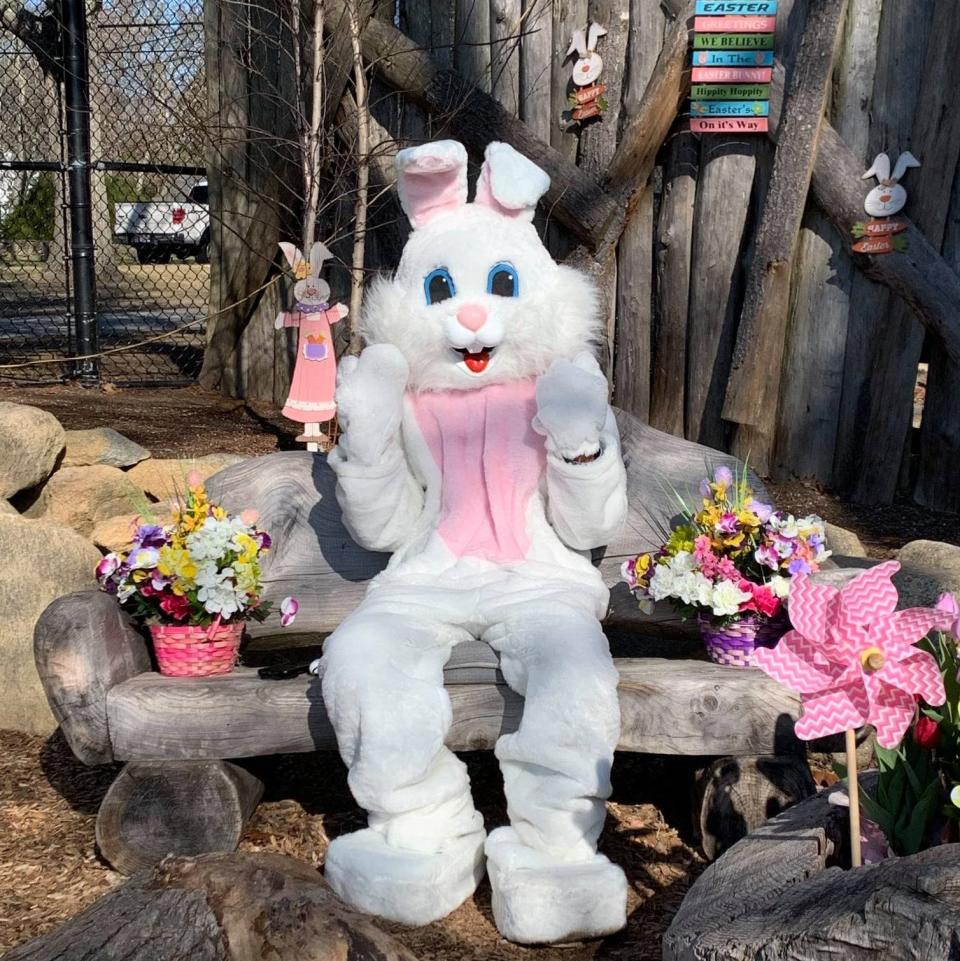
[
  {"xmin": 864, "ymin": 183, "xmax": 907, "ymax": 218},
  {"xmin": 573, "ymin": 53, "xmax": 603, "ymax": 86},
  {"xmin": 361, "ymin": 204, "xmax": 599, "ymax": 391}
]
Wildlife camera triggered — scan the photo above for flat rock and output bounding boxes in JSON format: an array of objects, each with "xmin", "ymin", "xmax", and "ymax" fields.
[
  {"xmin": 898, "ymin": 540, "xmax": 960, "ymax": 597},
  {"xmin": 0, "ymin": 498, "xmax": 16, "ymax": 515},
  {"xmin": 0, "ymin": 402, "xmax": 65, "ymax": 498},
  {"xmin": 825, "ymin": 522, "xmax": 866, "ymax": 558},
  {"xmin": 23, "ymin": 465, "xmax": 145, "ymax": 538},
  {"xmin": 821, "ymin": 555, "xmax": 955, "ymax": 608},
  {"xmin": 63, "ymin": 427, "xmax": 150, "ymax": 469},
  {"xmin": 127, "ymin": 454, "xmax": 246, "ymax": 502},
  {"xmin": 4, "ymin": 852, "xmax": 421, "ymax": 961},
  {"xmin": 0, "ymin": 514, "xmax": 101, "ymax": 734},
  {"xmin": 91, "ymin": 513, "xmax": 141, "ymax": 553}
]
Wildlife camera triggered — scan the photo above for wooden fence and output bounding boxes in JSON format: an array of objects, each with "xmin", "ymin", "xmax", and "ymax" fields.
[{"xmin": 201, "ymin": 0, "xmax": 960, "ymax": 512}]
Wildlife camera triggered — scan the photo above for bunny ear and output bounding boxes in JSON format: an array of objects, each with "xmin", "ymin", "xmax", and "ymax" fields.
[
  {"xmin": 395, "ymin": 140, "xmax": 468, "ymax": 229},
  {"xmin": 474, "ymin": 141, "xmax": 551, "ymax": 223},
  {"xmin": 862, "ymin": 152, "xmax": 891, "ymax": 183},
  {"xmin": 892, "ymin": 151, "xmax": 921, "ymax": 182},
  {"xmin": 567, "ymin": 28, "xmax": 587, "ymax": 59},
  {"xmin": 309, "ymin": 240, "xmax": 333, "ymax": 275},
  {"xmin": 587, "ymin": 22, "xmax": 607, "ymax": 52},
  {"xmin": 278, "ymin": 242, "xmax": 305, "ymax": 270}
]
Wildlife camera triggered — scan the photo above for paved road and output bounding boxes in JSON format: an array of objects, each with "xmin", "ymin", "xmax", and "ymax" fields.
[{"xmin": 0, "ymin": 308, "xmax": 205, "ymax": 345}]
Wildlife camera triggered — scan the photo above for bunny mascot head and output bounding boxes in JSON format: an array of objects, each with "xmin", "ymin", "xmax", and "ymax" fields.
[{"xmin": 316, "ymin": 140, "xmax": 629, "ymax": 944}]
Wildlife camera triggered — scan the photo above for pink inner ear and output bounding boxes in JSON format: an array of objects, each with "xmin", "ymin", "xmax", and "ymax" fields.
[
  {"xmin": 474, "ymin": 164, "xmax": 527, "ymax": 219},
  {"xmin": 402, "ymin": 160, "xmax": 465, "ymax": 228}
]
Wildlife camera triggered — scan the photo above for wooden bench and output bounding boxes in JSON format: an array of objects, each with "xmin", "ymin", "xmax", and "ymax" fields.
[{"xmin": 34, "ymin": 412, "xmax": 814, "ymax": 874}]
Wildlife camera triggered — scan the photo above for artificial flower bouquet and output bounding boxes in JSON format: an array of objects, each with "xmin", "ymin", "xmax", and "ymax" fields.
[
  {"xmin": 95, "ymin": 473, "xmax": 297, "ymax": 676},
  {"xmin": 621, "ymin": 465, "xmax": 831, "ymax": 666}
]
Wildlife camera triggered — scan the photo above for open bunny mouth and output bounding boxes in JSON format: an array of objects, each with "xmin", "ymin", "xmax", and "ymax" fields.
[{"xmin": 453, "ymin": 346, "xmax": 494, "ymax": 374}]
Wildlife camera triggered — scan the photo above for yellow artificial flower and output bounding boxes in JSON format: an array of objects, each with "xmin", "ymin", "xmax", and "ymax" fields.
[
  {"xmin": 157, "ymin": 545, "xmax": 198, "ymax": 583},
  {"xmin": 233, "ymin": 533, "xmax": 259, "ymax": 565}
]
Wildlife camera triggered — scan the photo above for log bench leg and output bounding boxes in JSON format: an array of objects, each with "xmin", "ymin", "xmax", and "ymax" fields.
[
  {"xmin": 96, "ymin": 760, "xmax": 264, "ymax": 875},
  {"xmin": 695, "ymin": 754, "xmax": 815, "ymax": 860}
]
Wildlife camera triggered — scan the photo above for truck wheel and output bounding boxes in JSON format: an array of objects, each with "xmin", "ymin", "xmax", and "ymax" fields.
[
  {"xmin": 154, "ymin": 250, "xmax": 171, "ymax": 265},
  {"xmin": 195, "ymin": 234, "xmax": 210, "ymax": 265},
  {"xmin": 136, "ymin": 246, "xmax": 155, "ymax": 265}
]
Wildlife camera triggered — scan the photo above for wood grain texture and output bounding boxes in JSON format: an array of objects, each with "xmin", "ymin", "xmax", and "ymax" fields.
[
  {"xmin": 455, "ymin": 0, "xmax": 492, "ymax": 92},
  {"xmin": 34, "ymin": 590, "xmax": 151, "ymax": 765},
  {"xmin": 518, "ymin": 0, "xmax": 553, "ymax": 140},
  {"xmin": 664, "ymin": 775, "xmax": 960, "ymax": 961},
  {"xmin": 4, "ymin": 853, "xmax": 420, "ymax": 961},
  {"xmin": 105, "ymin": 656, "xmax": 800, "ymax": 761},
  {"xmin": 550, "ymin": 0, "xmax": 587, "ymax": 165},
  {"xmin": 96, "ymin": 760, "xmax": 263, "ymax": 876},
  {"xmin": 652, "ymin": 128, "xmax": 698, "ymax": 436},
  {"xmin": 490, "ymin": 0, "xmax": 521, "ymax": 114},
  {"xmin": 723, "ymin": 0, "xmax": 848, "ymax": 472},
  {"xmin": 696, "ymin": 754, "xmax": 815, "ymax": 860}
]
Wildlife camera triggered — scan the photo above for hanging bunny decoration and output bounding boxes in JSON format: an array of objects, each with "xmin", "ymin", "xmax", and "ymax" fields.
[
  {"xmin": 852, "ymin": 151, "xmax": 920, "ymax": 254},
  {"xmin": 563, "ymin": 22, "xmax": 608, "ymax": 126},
  {"xmin": 275, "ymin": 240, "xmax": 348, "ymax": 450}
]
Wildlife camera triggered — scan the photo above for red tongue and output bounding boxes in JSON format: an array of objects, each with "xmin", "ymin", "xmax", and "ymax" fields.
[{"xmin": 464, "ymin": 350, "xmax": 490, "ymax": 373}]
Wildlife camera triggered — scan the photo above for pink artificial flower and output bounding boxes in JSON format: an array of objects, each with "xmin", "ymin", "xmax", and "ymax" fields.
[
  {"xmin": 96, "ymin": 553, "xmax": 120, "ymax": 583},
  {"xmin": 935, "ymin": 593, "xmax": 960, "ymax": 638},
  {"xmin": 159, "ymin": 592, "xmax": 192, "ymax": 621},
  {"xmin": 186, "ymin": 469, "xmax": 204, "ymax": 489},
  {"xmin": 280, "ymin": 596, "xmax": 299, "ymax": 628},
  {"xmin": 240, "ymin": 509, "xmax": 259, "ymax": 525},
  {"xmin": 717, "ymin": 557, "xmax": 739, "ymax": 581}
]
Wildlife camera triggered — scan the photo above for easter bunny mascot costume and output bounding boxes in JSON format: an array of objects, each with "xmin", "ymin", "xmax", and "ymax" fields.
[{"xmin": 316, "ymin": 139, "xmax": 629, "ymax": 945}]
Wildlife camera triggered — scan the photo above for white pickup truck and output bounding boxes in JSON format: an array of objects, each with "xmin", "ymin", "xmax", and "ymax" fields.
[{"xmin": 113, "ymin": 181, "xmax": 209, "ymax": 264}]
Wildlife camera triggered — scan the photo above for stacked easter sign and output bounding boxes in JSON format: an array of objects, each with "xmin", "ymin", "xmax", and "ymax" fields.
[{"xmin": 690, "ymin": 1, "xmax": 776, "ymax": 134}]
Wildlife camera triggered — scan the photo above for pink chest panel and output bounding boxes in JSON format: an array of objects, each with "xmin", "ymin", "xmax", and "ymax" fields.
[{"xmin": 411, "ymin": 380, "xmax": 546, "ymax": 562}]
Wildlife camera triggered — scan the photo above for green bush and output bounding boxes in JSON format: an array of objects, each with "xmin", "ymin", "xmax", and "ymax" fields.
[{"xmin": 0, "ymin": 173, "xmax": 55, "ymax": 242}]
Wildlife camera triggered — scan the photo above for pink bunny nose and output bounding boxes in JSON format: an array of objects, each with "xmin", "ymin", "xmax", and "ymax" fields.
[
  {"xmin": 880, "ymin": 194, "xmax": 892, "ymax": 203},
  {"xmin": 457, "ymin": 304, "xmax": 487, "ymax": 332}
]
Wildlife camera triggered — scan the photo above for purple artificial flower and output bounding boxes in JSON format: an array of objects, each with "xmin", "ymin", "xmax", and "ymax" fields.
[
  {"xmin": 699, "ymin": 477, "xmax": 712, "ymax": 498},
  {"xmin": 280, "ymin": 596, "xmax": 299, "ymax": 627},
  {"xmin": 788, "ymin": 557, "xmax": 812, "ymax": 576},
  {"xmin": 755, "ymin": 543, "xmax": 779, "ymax": 570},
  {"xmin": 131, "ymin": 524, "xmax": 167, "ymax": 549},
  {"xmin": 128, "ymin": 547, "xmax": 160, "ymax": 570},
  {"xmin": 714, "ymin": 465, "xmax": 734, "ymax": 487},
  {"xmin": 256, "ymin": 531, "xmax": 272, "ymax": 550},
  {"xmin": 717, "ymin": 512, "xmax": 740, "ymax": 535},
  {"xmin": 935, "ymin": 592, "xmax": 960, "ymax": 637},
  {"xmin": 752, "ymin": 501, "xmax": 773, "ymax": 523},
  {"xmin": 96, "ymin": 553, "xmax": 120, "ymax": 583}
]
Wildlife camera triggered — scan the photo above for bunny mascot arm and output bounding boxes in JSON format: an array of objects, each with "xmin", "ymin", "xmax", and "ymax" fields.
[{"xmin": 318, "ymin": 140, "xmax": 628, "ymax": 945}]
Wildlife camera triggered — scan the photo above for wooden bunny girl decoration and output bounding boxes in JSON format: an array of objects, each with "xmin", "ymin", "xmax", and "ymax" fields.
[
  {"xmin": 852, "ymin": 151, "xmax": 920, "ymax": 255},
  {"xmin": 562, "ymin": 22, "xmax": 608, "ymax": 127},
  {"xmin": 275, "ymin": 240, "xmax": 348, "ymax": 451}
]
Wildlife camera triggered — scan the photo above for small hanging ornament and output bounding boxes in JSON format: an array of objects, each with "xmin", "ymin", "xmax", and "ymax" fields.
[
  {"xmin": 561, "ymin": 22, "xmax": 608, "ymax": 128},
  {"xmin": 851, "ymin": 152, "xmax": 919, "ymax": 255},
  {"xmin": 275, "ymin": 240, "xmax": 348, "ymax": 452}
]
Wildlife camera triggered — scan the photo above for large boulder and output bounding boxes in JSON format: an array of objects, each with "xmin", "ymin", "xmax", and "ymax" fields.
[
  {"xmin": 0, "ymin": 513, "xmax": 101, "ymax": 734},
  {"xmin": 23, "ymin": 465, "xmax": 144, "ymax": 537},
  {"xmin": 91, "ymin": 513, "xmax": 141, "ymax": 553},
  {"xmin": 825, "ymin": 522, "xmax": 867, "ymax": 558},
  {"xmin": 898, "ymin": 540, "xmax": 960, "ymax": 600},
  {"xmin": 127, "ymin": 454, "xmax": 246, "ymax": 502},
  {"xmin": 0, "ymin": 498, "xmax": 16, "ymax": 515},
  {"xmin": 62, "ymin": 427, "xmax": 150, "ymax": 469},
  {"xmin": 0, "ymin": 402, "xmax": 65, "ymax": 498}
]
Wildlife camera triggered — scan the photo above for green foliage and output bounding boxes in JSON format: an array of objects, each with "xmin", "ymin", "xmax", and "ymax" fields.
[
  {"xmin": 858, "ymin": 739, "xmax": 942, "ymax": 856},
  {"xmin": 0, "ymin": 173, "xmax": 55, "ymax": 242}
]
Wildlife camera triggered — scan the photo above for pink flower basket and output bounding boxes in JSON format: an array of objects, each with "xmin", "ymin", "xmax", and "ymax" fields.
[
  {"xmin": 149, "ymin": 620, "xmax": 243, "ymax": 677},
  {"xmin": 699, "ymin": 615, "xmax": 786, "ymax": 668}
]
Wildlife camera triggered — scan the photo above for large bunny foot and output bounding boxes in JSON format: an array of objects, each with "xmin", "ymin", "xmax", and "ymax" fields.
[
  {"xmin": 485, "ymin": 827, "xmax": 627, "ymax": 944},
  {"xmin": 324, "ymin": 827, "xmax": 487, "ymax": 926}
]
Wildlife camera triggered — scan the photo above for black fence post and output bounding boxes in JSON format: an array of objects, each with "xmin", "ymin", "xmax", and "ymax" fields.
[{"xmin": 60, "ymin": 0, "xmax": 98, "ymax": 384}]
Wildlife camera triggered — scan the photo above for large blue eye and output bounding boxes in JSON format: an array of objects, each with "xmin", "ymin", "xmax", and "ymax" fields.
[
  {"xmin": 487, "ymin": 262, "xmax": 519, "ymax": 297},
  {"xmin": 424, "ymin": 267, "xmax": 456, "ymax": 305}
]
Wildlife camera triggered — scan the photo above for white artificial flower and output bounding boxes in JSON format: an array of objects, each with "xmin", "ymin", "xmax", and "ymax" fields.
[
  {"xmin": 196, "ymin": 566, "xmax": 242, "ymax": 618},
  {"xmin": 711, "ymin": 579, "xmax": 751, "ymax": 617},
  {"xmin": 668, "ymin": 551, "xmax": 698, "ymax": 574},
  {"xmin": 770, "ymin": 575, "xmax": 791, "ymax": 599},
  {"xmin": 649, "ymin": 567, "xmax": 677, "ymax": 602},
  {"xmin": 676, "ymin": 571, "xmax": 714, "ymax": 607}
]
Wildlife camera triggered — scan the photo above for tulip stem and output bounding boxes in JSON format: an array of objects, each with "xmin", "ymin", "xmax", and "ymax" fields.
[{"xmin": 846, "ymin": 728, "xmax": 862, "ymax": 868}]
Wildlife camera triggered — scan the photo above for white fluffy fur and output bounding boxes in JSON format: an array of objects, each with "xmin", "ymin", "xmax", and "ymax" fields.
[
  {"xmin": 322, "ymin": 140, "xmax": 628, "ymax": 945},
  {"xmin": 361, "ymin": 204, "xmax": 600, "ymax": 392}
]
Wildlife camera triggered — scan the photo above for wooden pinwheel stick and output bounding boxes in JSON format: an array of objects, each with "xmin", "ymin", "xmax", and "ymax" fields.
[{"xmin": 846, "ymin": 728, "xmax": 862, "ymax": 868}]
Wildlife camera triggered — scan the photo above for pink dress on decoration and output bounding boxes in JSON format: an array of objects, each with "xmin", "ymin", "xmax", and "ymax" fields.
[{"xmin": 280, "ymin": 302, "xmax": 346, "ymax": 423}]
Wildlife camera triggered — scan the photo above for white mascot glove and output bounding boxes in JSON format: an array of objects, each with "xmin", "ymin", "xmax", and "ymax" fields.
[
  {"xmin": 335, "ymin": 343, "xmax": 410, "ymax": 466},
  {"xmin": 532, "ymin": 352, "xmax": 609, "ymax": 462}
]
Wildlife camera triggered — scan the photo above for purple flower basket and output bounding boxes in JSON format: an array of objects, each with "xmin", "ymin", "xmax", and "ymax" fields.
[{"xmin": 698, "ymin": 614, "xmax": 787, "ymax": 668}]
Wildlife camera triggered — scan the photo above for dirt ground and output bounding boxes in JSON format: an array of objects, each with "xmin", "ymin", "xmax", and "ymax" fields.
[
  {"xmin": 1, "ymin": 730, "xmax": 703, "ymax": 958},
  {"xmin": 4, "ymin": 381, "xmax": 958, "ymax": 556}
]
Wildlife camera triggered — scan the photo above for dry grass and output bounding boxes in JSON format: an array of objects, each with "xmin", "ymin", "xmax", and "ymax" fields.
[{"xmin": 1, "ymin": 734, "xmax": 704, "ymax": 959}]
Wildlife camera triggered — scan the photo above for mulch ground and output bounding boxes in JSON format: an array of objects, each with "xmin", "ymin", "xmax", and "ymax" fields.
[{"xmin": 1, "ymin": 730, "xmax": 703, "ymax": 958}]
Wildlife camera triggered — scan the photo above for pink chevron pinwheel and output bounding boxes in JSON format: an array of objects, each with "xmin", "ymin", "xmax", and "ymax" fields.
[{"xmin": 753, "ymin": 561, "xmax": 954, "ymax": 749}]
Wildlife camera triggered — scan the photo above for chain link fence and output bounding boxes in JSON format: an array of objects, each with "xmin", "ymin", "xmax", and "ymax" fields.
[{"xmin": 0, "ymin": 0, "xmax": 208, "ymax": 385}]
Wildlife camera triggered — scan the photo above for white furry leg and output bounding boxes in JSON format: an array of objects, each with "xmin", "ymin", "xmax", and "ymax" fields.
[
  {"xmin": 485, "ymin": 827, "xmax": 627, "ymax": 944},
  {"xmin": 484, "ymin": 604, "xmax": 627, "ymax": 943},
  {"xmin": 320, "ymin": 608, "xmax": 485, "ymax": 924}
]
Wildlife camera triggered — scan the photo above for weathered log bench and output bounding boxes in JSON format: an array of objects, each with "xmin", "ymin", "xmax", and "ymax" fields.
[{"xmin": 34, "ymin": 412, "xmax": 815, "ymax": 874}]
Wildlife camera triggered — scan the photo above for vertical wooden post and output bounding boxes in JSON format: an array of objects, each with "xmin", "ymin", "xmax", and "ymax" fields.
[
  {"xmin": 490, "ymin": 0, "xmax": 521, "ymax": 114},
  {"xmin": 456, "ymin": 0, "xmax": 493, "ymax": 92},
  {"xmin": 519, "ymin": 0, "xmax": 553, "ymax": 141}
]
